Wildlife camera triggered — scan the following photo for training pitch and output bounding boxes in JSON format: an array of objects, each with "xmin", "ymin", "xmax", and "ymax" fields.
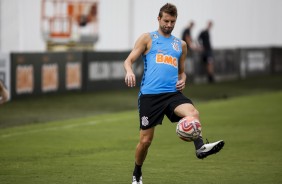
[{"xmin": 0, "ymin": 75, "xmax": 282, "ymax": 184}]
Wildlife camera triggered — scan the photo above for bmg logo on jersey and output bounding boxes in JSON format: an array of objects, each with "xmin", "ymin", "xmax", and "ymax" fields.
[{"xmin": 155, "ymin": 53, "xmax": 178, "ymax": 68}]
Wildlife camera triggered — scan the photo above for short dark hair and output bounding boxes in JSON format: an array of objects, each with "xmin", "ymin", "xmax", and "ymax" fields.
[{"xmin": 158, "ymin": 3, "xmax": 177, "ymax": 18}]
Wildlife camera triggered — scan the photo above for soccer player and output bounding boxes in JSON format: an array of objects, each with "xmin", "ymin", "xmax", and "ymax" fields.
[
  {"xmin": 198, "ymin": 21, "xmax": 215, "ymax": 83},
  {"xmin": 124, "ymin": 3, "xmax": 224, "ymax": 184},
  {"xmin": 182, "ymin": 21, "xmax": 195, "ymax": 52},
  {"xmin": 0, "ymin": 80, "xmax": 9, "ymax": 104}
]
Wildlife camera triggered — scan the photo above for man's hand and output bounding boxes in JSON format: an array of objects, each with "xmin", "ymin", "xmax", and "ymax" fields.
[
  {"xmin": 176, "ymin": 80, "xmax": 186, "ymax": 91},
  {"xmin": 125, "ymin": 72, "xmax": 136, "ymax": 87}
]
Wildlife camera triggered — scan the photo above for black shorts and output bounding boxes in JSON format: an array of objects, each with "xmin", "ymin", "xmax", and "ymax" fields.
[{"xmin": 138, "ymin": 92, "xmax": 193, "ymax": 130}]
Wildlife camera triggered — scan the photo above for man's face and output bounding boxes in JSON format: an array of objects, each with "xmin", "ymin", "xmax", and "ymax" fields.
[{"xmin": 158, "ymin": 12, "xmax": 177, "ymax": 35}]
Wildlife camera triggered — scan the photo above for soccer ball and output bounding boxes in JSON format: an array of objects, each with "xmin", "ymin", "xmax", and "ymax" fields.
[{"xmin": 176, "ymin": 116, "xmax": 202, "ymax": 142}]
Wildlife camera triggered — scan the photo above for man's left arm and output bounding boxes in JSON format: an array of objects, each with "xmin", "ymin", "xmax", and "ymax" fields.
[{"xmin": 176, "ymin": 41, "xmax": 188, "ymax": 91}]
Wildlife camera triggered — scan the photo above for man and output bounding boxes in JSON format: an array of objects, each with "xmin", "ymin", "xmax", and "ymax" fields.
[
  {"xmin": 0, "ymin": 80, "xmax": 9, "ymax": 104},
  {"xmin": 198, "ymin": 21, "xmax": 215, "ymax": 83},
  {"xmin": 124, "ymin": 4, "xmax": 224, "ymax": 184},
  {"xmin": 182, "ymin": 21, "xmax": 195, "ymax": 53}
]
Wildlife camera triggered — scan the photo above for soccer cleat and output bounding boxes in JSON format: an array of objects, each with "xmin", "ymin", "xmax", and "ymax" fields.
[
  {"xmin": 196, "ymin": 140, "xmax": 225, "ymax": 159},
  {"xmin": 132, "ymin": 176, "xmax": 143, "ymax": 184}
]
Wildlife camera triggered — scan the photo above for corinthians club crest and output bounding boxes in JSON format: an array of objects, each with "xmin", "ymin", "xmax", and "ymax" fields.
[
  {"xmin": 141, "ymin": 116, "xmax": 149, "ymax": 126},
  {"xmin": 171, "ymin": 38, "xmax": 180, "ymax": 52}
]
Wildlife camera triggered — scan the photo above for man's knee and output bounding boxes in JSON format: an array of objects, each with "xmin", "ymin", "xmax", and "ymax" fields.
[
  {"xmin": 138, "ymin": 128, "xmax": 154, "ymax": 149},
  {"xmin": 139, "ymin": 138, "xmax": 152, "ymax": 149},
  {"xmin": 174, "ymin": 103, "xmax": 200, "ymax": 119}
]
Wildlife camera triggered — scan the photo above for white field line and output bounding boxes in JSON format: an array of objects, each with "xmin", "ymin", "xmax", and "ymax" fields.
[{"xmin": 0, "ymin": 116, "xmax": 133, "ymax": 139}]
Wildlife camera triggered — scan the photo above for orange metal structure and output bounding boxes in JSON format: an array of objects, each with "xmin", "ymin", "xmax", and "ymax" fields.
[{"xmin": 41, "ymin": 0, "xmax": 98, "ymax": 50}]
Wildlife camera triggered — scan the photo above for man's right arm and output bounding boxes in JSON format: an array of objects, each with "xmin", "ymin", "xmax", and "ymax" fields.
[{"xmin": 124, "ymin": 33, "xmax": 150, "ymax": 87}]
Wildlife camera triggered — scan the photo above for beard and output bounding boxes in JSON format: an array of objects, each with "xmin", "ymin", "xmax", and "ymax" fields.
[{"xmin": 160, "ymin": 25, "xmax": 173, "ymax": 34}]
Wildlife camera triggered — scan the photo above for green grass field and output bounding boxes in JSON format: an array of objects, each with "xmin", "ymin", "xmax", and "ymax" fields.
[
  {"xmin": 1, "ymin": 75, "xmax": 282, "ymax": 183},
  {"xmin": 1, "ymin": 74, "xmax": 282, "ymax": 128}
]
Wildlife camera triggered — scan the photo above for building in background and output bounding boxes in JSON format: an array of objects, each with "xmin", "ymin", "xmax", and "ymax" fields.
[{"xmin": 0, "ymin": 0, "xmax": 282, "ymax": 52}]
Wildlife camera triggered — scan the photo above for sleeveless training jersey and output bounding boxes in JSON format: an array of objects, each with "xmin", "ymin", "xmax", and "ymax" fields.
[{"xmin": 140, "ymin": 31, "xmax": 183, "ymax": 94}]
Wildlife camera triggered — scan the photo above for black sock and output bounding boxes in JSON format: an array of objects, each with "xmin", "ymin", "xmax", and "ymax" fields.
[
  {"xmin": 193, "ymin": 136, "xmax": 204, "ymax": 150},
  {"xmin": 133, "ymin": 163, "xmax": 142, "ymax": 180}
]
